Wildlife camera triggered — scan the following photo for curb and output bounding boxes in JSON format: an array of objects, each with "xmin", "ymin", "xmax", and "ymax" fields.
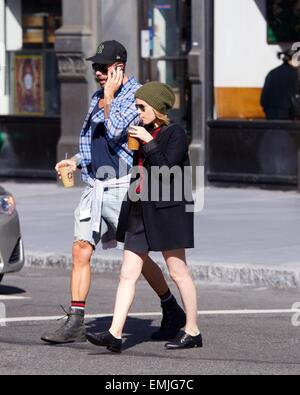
[{"xmin": 25, "ymin": 252, "xmax": 300, "ymax": 290}]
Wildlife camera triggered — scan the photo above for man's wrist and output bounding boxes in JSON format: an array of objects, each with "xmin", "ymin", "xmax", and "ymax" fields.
[
  {"xmin": 104, "ymin": 93, "xmax": 114, "ymax": 104},
  {"xmin": 71, "ymin": 154, "xmax": 82, "ymax": 167},
  {"xmin": 104, "ymin": 95, "xmax": 113, "ymax": 118}
]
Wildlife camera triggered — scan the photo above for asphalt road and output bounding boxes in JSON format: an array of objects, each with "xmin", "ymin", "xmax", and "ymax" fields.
[{"xmin": 0, "ymin": 268, "xmax": 300, "ymax": 375}]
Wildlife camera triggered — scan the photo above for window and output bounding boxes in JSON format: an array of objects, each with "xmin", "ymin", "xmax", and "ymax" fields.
[
  {"xmin": 214, "ymin": 0, "xmax": 298, "ymax": 121},
  {"xmin": 4, "ymin": 0, "xmax": 62, "ymax": 117},
  {"xmin": 139, "ymin": 0, "xmax": 192, "ymax": 132},
  {"xmin": 267, "ymin": 0, "xmax": 300, "ymax": 44}
]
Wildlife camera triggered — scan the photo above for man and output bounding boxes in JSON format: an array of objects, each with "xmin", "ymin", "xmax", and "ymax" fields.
[
  {"xmin": 41, "ymin": 41, "xmax": 185, "ymax": 345},
  {"xmin": 261, "ymin": 48, "xmax": 300, "ymax": 120}
]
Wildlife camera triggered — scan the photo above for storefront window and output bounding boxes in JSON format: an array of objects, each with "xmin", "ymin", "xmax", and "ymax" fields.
[
  {"xmin": 267, "ymin": 0, "xmax": 300, "ymax": 44},
  {"xmin": 214, "ymin": 0, "xmax": 300, "ymax": 121},
  {"xmin": 4, "ymin": 0, "xmax": 62, "ymax": 117},
  {"xmin": 139, "ymin": 0, "xmax": 192, "ymax": 131}
]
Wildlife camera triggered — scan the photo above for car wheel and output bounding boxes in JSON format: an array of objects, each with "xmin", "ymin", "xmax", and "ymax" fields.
[{"xmin": 0, "ymin": 274, "xmax": 4, "ymax": 283}]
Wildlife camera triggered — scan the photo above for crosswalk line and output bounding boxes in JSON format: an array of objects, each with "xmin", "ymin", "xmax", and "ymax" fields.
[
  {"xmin": 0, "ymin": 308, "xmax": 299, "ymax": 325},
  {"xmin": 0, "ymin": 296, "xmax": 30, "ymax": 301}
]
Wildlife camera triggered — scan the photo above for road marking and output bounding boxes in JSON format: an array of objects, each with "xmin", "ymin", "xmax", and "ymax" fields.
[
  {"xmin": 0, "ymin": 309, "xmax": 298, "ymax": 325},
  {"xmin": 0, "ymin": 296, "xmax": 30, "ymax": 301}
]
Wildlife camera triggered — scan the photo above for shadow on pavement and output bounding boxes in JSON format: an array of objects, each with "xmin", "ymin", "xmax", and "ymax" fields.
[
  {"xmin": 86, "ymin": 316, "xmax": 160, "ymax": 351},
  {"xmin": 0, "ymin": 285, "xmax": 26, "ymax": 295}
]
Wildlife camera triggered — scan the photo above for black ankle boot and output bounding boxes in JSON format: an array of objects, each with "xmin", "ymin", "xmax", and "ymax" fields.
[
  {"xmin": 151, "ymin": 296, "xmax": 186, "ymax": 341},
  {"xmin": 86, "ymin": 331, "xmax": 122, "ymax": 353},
  {"xmin": 41, "ymin": 307, "xmax": 86, "ymax": 344}
]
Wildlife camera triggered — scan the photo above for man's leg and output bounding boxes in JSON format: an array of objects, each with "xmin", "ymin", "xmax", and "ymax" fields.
[
  {"xmin": 41, "ymin": 240, "xmax": 94, "ymax": 344},
  {"xmin": 41, "ymin": 203, "xmax": 96, "ymax": 345},
  {"xmin": 71, "ymin": 240, "xmax": 94, "ymax": 301},
  {"xmin": 70, "ymin": 205, "xmax": 100, "ymax": 306}
]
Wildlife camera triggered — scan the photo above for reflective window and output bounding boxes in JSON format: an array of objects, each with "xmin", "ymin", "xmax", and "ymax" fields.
[
  {"xmin": 2, "ymin": 0, "xmax": 62, "ymax": 117},
  {"xmin": 214, "ymin": 0, "xmax": 300, "ymax": 121},
  {"xmin": 139, "ymin": 0, "xmax": 192, "ymax": 132}
]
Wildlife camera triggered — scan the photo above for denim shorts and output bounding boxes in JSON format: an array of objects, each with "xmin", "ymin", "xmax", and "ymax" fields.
[{"xmin": 74, "ymin": 185, "xmax": 128, "ymax": 248}]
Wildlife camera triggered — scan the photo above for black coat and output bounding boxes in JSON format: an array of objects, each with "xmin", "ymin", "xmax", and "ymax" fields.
[
  {"xmin": 261, "ymin": 63, "xmax": 300, "ymax": 120},
  {"xmin": 117, "ymin": 123, "xmax": 194, "ymax": 252}
]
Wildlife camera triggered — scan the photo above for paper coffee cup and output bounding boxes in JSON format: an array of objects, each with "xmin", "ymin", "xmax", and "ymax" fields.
[
  {"xmin": 128, "ymin": 135, "xmax": 140, "ymax": 151},
  {"xmin": 60, "ymin": 166, "xmax": 74, "ymax": 188}
]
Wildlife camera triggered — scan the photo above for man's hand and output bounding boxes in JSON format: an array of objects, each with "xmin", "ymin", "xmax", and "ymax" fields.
[
  {"xmin": 55, "ymin": 159, "xmax": 77, "ymax": 179},
  {"xmin": 104, "ymin": 67, "xmax": 124, "ymax": 101}
]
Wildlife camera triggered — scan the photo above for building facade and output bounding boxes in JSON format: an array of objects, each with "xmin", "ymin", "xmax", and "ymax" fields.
[{"xmin": 0, "ymin": 0, "xmax": 299, "ymax": 187}]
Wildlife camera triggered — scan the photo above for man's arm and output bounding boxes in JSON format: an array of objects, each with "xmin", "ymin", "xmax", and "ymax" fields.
[
  {"xmin": 104, "ymin": 100, "xmax": 139, "ymax": 141},
  {"xmin": 104, "ymin": 67, "xmax": 123, "ymax": 118},
  {"xmin": 71, "ymin": 153, "xmax": 82, "ymax": 168},
  {"xmin": 103, "ymin": 68, "xmax": 139, "ymax": 140}
]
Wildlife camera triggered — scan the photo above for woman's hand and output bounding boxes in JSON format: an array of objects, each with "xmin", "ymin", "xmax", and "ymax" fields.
[
  {"xmin": 55, "ymin": 159, "xmax": 77, "ymax": 179},
  {"xmin": 128, "ymin": 126, "xmax": 154, "ymax": 144}
]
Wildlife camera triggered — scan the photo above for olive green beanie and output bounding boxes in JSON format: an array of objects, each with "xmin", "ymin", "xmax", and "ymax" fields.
[{"xmin": 135, "ymin": 82, "xmax": 176, "ymax": 115}]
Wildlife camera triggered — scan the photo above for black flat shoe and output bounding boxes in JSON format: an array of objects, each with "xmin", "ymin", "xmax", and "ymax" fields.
[
  {"xmin": 165, "ymin": 332, "xmax": 203, "ymax": 350},
  {"xmin": 86, "ymin": 331, "xmax": 122, "ymax": 353}
]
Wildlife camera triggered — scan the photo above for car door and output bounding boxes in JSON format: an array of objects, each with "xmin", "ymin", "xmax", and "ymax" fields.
[{"xmin": 0, "ymin": 186, "xmax": 21, "ymax": 268}]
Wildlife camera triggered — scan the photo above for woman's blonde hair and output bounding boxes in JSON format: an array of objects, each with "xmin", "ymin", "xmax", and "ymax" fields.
[{"xmin": 153, "ymin": 108, "xmax": 170, "ymax": 126}]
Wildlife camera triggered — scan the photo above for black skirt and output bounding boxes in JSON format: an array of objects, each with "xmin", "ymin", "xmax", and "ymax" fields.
[{"xmin": 124, "ymin": 200, "xmax": 150, "ymax": 254}]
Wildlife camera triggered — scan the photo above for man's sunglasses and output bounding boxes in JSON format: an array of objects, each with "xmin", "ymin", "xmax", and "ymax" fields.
[
  {"xmin": 92, "ymin": 63, "xmax": 108, "ymax": 74},
  {"xmin": 136, "ymin": 104, "xmax": 147, "ymax": 112}
]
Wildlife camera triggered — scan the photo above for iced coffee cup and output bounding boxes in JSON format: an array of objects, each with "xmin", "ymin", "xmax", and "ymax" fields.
[
  {"xmin": 60, "ymin": 165, "xmax": 75, "ymax": 188},
  {"xmin": 128, "ymin": 128, "xmax": 140, "ymax": 151}
]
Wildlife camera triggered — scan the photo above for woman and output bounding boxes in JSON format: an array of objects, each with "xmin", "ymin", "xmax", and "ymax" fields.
[{"xmin": 86, "ymin": 82, "xmax": 202, "ymax": 353}]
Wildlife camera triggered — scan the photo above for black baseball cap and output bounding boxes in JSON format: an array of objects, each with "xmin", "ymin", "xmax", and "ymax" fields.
[{"xmin": 86, "ymin": 40, "xmax": 127, "ymax": 64}]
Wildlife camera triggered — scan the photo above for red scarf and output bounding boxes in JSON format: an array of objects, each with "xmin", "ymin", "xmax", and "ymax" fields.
[{"xmin": 136, "ymin": 127, "xmax": 161, "ymax": 194}]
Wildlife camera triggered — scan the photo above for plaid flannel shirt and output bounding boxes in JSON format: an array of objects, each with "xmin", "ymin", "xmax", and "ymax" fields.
[{"xmin": 79, "ymin": 77, "xmax": 141, "ymax": 184}]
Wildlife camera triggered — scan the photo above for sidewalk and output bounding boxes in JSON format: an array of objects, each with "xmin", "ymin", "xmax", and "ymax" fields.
[{"xmin": 2, "ymin": 181, "xmax": 300, "ymax": 289}]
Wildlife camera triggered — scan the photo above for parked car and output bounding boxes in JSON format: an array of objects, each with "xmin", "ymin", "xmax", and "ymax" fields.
[{"xmin": 0, "ymin": 185, "xmax": 24, "ymax": 283}]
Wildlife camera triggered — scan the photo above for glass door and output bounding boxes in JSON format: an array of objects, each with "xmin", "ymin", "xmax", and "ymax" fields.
[{"xmin": 139, "ymin": 0, "xmax": 192, "ymax": 133}]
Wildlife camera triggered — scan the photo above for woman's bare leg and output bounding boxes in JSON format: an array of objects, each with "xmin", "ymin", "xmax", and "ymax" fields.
[
  {"xmin": 109, "ymin": 250, "xmax": 149, "ymax": 338},
  {"xmin": 162, "ymin": 249, "xmax": 199, "ymax": 336},
  {"xmin": 142, "ymin": 256, "xmax": 169, "ymax": 297}
]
